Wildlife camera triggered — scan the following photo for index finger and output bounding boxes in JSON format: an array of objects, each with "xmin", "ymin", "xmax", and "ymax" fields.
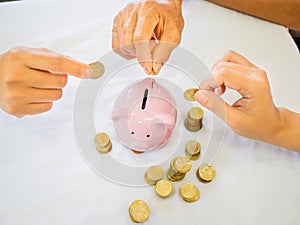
[
  {"xmin": 25, "ymin": 49, "xmax": 93, "ymax": 78},
  {"xmin": 133, "ymin": 15, "xmax": 158, "ymax": 74},
  {"xmin": 211, "ymin": 50, "xmax": 257, "ymax": 71},
  {"xmin": 200, "ymin": 67, "xmax": 253, "ymax": 98}
]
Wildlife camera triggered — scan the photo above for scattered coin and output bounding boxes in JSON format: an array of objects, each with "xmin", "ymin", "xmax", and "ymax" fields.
[
  {"xmin": 188, "ymin": 107, "xmax": 204, "ymax": 121},
  {"xmin": 131, "ymin": 149, "xmax": 144, "ymax": 154},
  {"xmin": 144, "ymin": 165, "xmax": 165, "ymax": 185},
  {"xmin": 155, "ymin": 180, "xmax": 174, "ymax": 198},
  {"xmin": 129, "ymin": 200, "xmax": 150, "ymax": 223},
  {"xmin": 184, "ymin": 107, "xmax": 204, "ymax": 132},
  {"xmin": 179, "ymin": 183, "xmax": 200, "ymax": 203},
  {"xmin": 171, "ymin": 156, "xmax": 192, "ymax": 174},
  {"xmin": 183, "ymin": 88, "xmax": 198, "ymax": 101},
  {"xmin": 185, "ymin": 140, "xmax": 201, "ymax": 160},
  {"xmin": 94, "ymin": 132, "xmax": 112, "ymax": 154},
  {"xmin": 196, "ymin": 164, "xmax": 216, "ymax": 183},
  {"xmin": 166, "ymin": 156, "xmax": 192, "ymax": 182},
  {"xmin": 89, "ymin": 61, "xmax": 105, "ymax": 79},
  {"xmin": 166, "ymin": 168, "xmax": 186, "ymax": 182}
]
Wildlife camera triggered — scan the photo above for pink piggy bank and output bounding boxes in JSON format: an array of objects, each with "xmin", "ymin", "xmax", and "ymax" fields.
[{"xmin": 111, "ymin": 78, "xmax": 177, "ymax": 152}]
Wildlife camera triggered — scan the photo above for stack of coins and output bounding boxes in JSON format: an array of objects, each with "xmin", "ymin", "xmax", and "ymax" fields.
[
  {"xmin": 167, "ymin": 156, "xmax": 192, "ymax": 182},
  {"xmin": 184, "ymin": 107, "xmax": 204, "ymax": 132},
  {"xmin": 129, "ymin": 200, "xmax": 150, "ymax": 223},
  {"xmin": 179, "ymin": 183, "xmax": 200, "ymax": 203},
  {"xmin": 183, "ymin": 88, "xmax": 198, "ymax": 101},
  {"xmin": 144, "ymin": 165, "xmax": 164, "ymax": 185},
  {"xmin": 196, "ymin": 163, "xmax": 216, "ymax": 183},
  {"xmin": 155, "ymin": 180, "xmax": 174, "ymax": 198},
  {"xmin": 94, "ymin": 132, "xmax": 112, "ymax": 154},
  {"xmin": 185, "ymin": 140, "xmax": 201, "ymax": 160},
  {"xmin": 89, "ymin": 61, "xmax": 105, "ymax": 79}
]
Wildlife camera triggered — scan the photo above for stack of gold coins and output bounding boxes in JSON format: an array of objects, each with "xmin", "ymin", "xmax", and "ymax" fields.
[
  {"xmin": 184, "ymin": 107, "xmax": 204, "ymax": 132},
  {"xmin": 196, "ymin": 163, "xmax": 216, "ymax": 183},
  {"xmin": 129, "ymin": 200, "xmax": 150, "ymax": 223},
  {"xmin": 144, "ymin": 165, "xmax": 165, "ymax": 185},
  {"xmin": 185, "ymin": 140, "xmax": 201, "ymax": 160},
  {"xmin": 155, "ymin": 180, "xmax": 174, "ymax": 198},
  {"xmin": 94, "ymin": 132, "xmax": 112, "ymax": 154},
  {"xmin": 167, "ymin": 156, "xmax": 192, "ymax": 182},
  {"xmin": 183, "ymin": 88, "xmax": 198, "ymax": 101},
  {"xmin": 179, "ymin": 183, "xmax": 200, "ymax": 203}
]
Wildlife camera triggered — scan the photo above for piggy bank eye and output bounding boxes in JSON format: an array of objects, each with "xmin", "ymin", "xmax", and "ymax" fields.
[
  {"xmin": 131, "ymin": 131, "xmax": 135, "ymax": 135},
  {"xmin": 146, "ymin": 134, "xmax": 150, "ymax": 138}
]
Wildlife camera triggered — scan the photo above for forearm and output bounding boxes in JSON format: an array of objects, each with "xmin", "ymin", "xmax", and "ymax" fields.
[
  {"xmin": 207, "ymin": 0, "xmax": 300, "ymax": 30},
  {"xmin": 269, "ymin": 108, "xmax": 300, "ymax": 153}
]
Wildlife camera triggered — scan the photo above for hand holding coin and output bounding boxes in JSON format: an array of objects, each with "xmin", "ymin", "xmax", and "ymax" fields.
[
  {"xmin": 112, "ymin": 0, "xmax": 184, "ymax": 75},
  {"xmin": 195, "ymin": 50, "xmax": 300, "ymax": 152},
  {"xmin": 0, "ymin": 46, "xmax": 104, "ymax": 117}
]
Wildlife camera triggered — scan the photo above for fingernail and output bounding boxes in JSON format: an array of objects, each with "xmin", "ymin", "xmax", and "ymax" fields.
[
  {"xmin": 153, "ymin": 62, "xmax": 162, "ymax": 75},
  {"xmin": 194, "ymin": 90, "xmax": 208, "ymax": 104},
  {"xmin": 85, "ymin": 67, "xmax": 94, "ymax": 78}
]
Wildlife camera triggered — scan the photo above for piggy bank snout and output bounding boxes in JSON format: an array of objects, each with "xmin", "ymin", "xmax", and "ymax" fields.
[{"xmin": 128, "ymin": 108, "xmax": 176, "ymax": 139}]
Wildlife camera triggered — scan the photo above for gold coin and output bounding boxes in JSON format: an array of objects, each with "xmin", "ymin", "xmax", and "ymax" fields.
[
  {"xmin": 188, "ymin": 153, "xmax": 200, "ymax": 160},
  {"xmin": 166, "ymin": 169, "xmax": 185, "ymax": 182},
  {"xmin": 185, "ymin": 140, "xmax": 201, "ymax": 157},
  {"xmin": 89, "ymin": 61, "xmax": 105, "ymax": 79},
  {"xmin": 184, "ymin": 119, "xmax": 202, "ymax": 132},
  {"xmin": 131, "ymin": 149, "xmax": 144, "ymax": 154},
  {"xmin": 185, "ymin": 118, "xmax": 203, "ymax": 126},
  {"xmin": 197, "ymin": 164, "xmax": 216, "ymax": 182},
  {"xmin": 96, "ymin": 141, "xmax": 112, "ymax": 154},
  {"xmin": 94, "ymin": 132, "xmax": 112, "ymax": 154},
  {"xmin": 155, "ymin": 180, "xmax": 174, "ymax": 198},
  {"xmin": 129, "ymin": 200, "xmax": 150, "ymax": 223},
  {"xmin": 94, "ymin": 132, "xmax": 110, "ymax": 147},
  {"xmin": 188, "ymin": 107, "xmax": 204, "ymax": 121},
  {"xmin": 172, "ymin": 156, "xmax": 192, "ymax": 174},
  {"xmin": 184, "ymin": 88, "xmax": 198, "ymax": 101},
  {"xmin": 180, "ymin": 183, "xmax": 200, "ymax": 202},
  {"xmin": 145, "ymin": 165, "xmax": 164, "ymax": 185}
]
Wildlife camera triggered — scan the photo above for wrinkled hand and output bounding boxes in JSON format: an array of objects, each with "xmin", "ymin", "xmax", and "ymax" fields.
[
  {"xmin": 112, "ymin": 0, "xmax": 184, "ymax": 75},
  {"xmin": 195, "ymin": 50, "xmax": 285, "ymax": 143},
  {"xmin": 0, "ymin": 46, "xmax": 93, "ymax": 117}
]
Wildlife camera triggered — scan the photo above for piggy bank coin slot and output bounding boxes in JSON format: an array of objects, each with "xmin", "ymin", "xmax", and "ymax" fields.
[{"xmin": 141, "ymin": 88, "xmax": 149, "ymax": 110}]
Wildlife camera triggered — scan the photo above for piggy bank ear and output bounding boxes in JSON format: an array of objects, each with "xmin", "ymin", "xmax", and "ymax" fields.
[
  {"xmin": 110, "ymin": 108, "xmax": 128, "ymax": 121},
  {"xmin": 152, "ymin": 113, "xmax": 176, "ymax": 127}
]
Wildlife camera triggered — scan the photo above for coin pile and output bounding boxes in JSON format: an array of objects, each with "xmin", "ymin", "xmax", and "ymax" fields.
[
  {"xmin": 94, "ymin": 132, "xmax": 112, "ymax": 154},
  {"xmin": 196, "ymin": 163, "xmax": 216, "ymax": 183},
  {"xmin": 167, "ymin": 156, "xmax": 192, "ymax": 182},
  {"xmin": 184, "ymin": 107, "xmax": 204, "ymax": 132},
  {"xmin": 144, "ymin": 165, "xmax": 164, "ymax": 185},
  {"xmin": 183, "ymin": 88, "xmax": 198, "ymax": 101},
  {"xmin": 129, "ymin": 200, "xmax": 150, "ymax": 223},
  {"xmin": 89, "ymin": 61, "xmax": 105, "ymax": 79},
  {"xmin": 155, "ymin": 180, "xmax": 174, "ymax": 198},
  {"xmin": 185, "ymin": 140, "xmax": 201, "ymax": 160},
  {"xmin": 179, "ymin": 183, "xmax": 200, "ymax": 203}
]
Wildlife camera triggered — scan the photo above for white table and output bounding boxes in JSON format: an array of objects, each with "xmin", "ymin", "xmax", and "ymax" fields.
[{"xmin": 0, "ymin": 0, "xmax": 299, "ymax": 225}]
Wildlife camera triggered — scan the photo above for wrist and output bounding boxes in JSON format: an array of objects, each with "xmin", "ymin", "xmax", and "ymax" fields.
[{"xmin": 268, "ymin": 107, "xmax": 300, "ymax": 152}]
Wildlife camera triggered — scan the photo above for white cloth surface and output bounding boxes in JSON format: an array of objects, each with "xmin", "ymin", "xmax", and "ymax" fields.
[{"xmin": 0, "ymin": 0, "xmax": 300, "ymax": 225}]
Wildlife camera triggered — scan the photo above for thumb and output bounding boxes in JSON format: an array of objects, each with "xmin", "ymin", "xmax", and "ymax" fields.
[
  {"xmin": 194, "ymin": 90, "xmax": 235, "ymax": 124},
  {"xmin": 151, "ymin": 41, "xmax": 177, "ymax": 74}
]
